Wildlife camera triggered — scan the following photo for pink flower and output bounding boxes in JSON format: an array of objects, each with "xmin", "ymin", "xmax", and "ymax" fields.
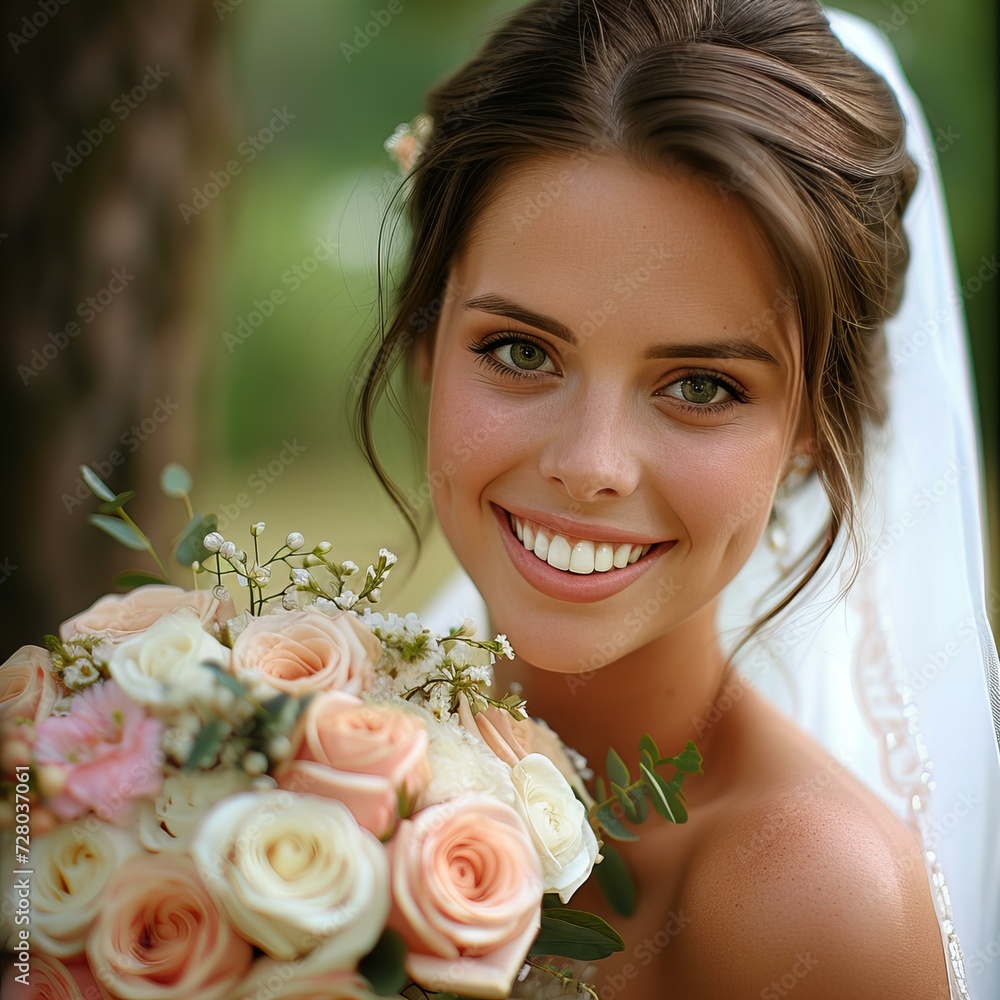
[
  {"xmin": 231, "ymin": 608, "xmax": 381, "ymax": 698},
  {"xmin": 388, "ymin": 796, "xmax": 543, "ymax": 998},
  {"xmin": 33, "ymin": 680, "xmax": 163, "ymax": 823},
  {"xmin": 277, "ymin": 691, "xmax": 432, "ymax": 837},
  {"xmin": 0, "ymin": 644, "xmax": 57, "ymax": 725},
  {"xmin": 87, "ymin": 853, "xmax": 254, "ymax": 1000},
  {"xmin": 59, "ymin": 585, "xmax": 235, "ymax": 644},
  {"xmin": 457, "ymin": 693, "xmax": 592, "ymax": 805},
  {"xmin": 1, "ymin": 954, "xmax": 100, "ymax": 999}
]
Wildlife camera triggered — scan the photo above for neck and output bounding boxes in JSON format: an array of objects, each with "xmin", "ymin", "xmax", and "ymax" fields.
[{"xmin": 496, "ymin": 602, "xmax": 736, "ymax": 805}]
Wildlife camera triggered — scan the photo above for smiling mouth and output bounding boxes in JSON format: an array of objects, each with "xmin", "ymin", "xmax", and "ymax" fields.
[{"xmin": 507, "ymin": 512, "xmax": 655, "ymax": 574}]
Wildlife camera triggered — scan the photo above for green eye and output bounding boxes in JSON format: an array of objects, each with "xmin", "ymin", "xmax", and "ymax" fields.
[
  {"xmin": 508, "ymin": 342, "xmax": 547, "ymax": 370},
  {"xmin": 679, "ymin": 377, "xmax": 725, "ymax": 404}
]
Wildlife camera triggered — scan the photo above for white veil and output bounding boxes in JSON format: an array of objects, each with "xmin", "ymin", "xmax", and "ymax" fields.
[{"xmin": 421, "ymin": 10, "xmax": 1000, "ymax": 998}]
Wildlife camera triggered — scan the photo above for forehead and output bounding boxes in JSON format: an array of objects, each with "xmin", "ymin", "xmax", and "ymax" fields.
[{"xmin": 449, "ymin": 154, "xmax": 800, "ymax": 365}]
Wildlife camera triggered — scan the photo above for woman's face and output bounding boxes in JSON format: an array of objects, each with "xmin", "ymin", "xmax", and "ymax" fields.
[{"xmin": 426, "ymin": 155, "xmax": 810, "ymax": 673}]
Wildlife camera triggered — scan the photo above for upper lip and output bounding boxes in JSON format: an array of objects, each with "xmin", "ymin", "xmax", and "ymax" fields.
[{"xmin": 496, "ymin": 503, "xmax": 668, "ymax": 546}]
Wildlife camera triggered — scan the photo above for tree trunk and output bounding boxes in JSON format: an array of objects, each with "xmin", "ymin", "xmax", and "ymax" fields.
[{"xmin": 0, "ymin": 0, "xmax": 232, "ymax": 646}]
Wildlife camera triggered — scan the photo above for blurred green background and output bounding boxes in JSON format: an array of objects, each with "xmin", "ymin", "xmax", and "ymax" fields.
[{"xmin": 199, "ymin": 0, "xmax": 997, "ymax": 612}]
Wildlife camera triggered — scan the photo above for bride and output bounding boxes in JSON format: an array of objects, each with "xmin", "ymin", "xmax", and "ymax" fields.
[{"xmin": 359, "ymin": 2, "xmax": 1000, "ymax": 997}]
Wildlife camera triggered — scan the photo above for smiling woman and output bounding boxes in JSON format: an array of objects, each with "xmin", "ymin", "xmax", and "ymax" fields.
[{"xmin": 354, "ymin": 1, "xmax": 999, "ymax": 997}]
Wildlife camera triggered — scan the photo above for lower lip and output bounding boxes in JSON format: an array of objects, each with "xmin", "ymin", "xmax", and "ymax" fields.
[{"xmin": 491, "ymin": 504, "xmax": 674, "ymax": 604}]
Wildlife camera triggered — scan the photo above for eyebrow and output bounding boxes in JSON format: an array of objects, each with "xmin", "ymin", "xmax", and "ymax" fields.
[{"xmin": 463, "ymin": 293, "xmax": 782, "ymax": 367}]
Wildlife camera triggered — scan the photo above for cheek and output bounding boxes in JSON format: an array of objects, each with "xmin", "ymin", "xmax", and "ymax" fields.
[
  {"xmin": 426, "ymin": 371, "xmax": 520, "ymax": 531},
  {"xmin": 666, "ymin": 428, "xmax": 784, "ymax": 556}
]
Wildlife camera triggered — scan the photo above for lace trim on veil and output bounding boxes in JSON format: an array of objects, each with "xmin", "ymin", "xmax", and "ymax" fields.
[{"xmin": 850, "ymin": 563, "xmax": 970, "ymax": 998}]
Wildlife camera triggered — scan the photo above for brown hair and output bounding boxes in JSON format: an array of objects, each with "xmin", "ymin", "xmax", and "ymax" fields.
[{"xmin": 354, "ymin": 0, "xmax": 917, "ymax": 628}]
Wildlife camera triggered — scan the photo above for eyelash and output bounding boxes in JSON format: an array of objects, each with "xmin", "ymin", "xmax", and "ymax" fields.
[{"xmin": 468, "ymin": 332, "xmax": 751, "ymax": 413}]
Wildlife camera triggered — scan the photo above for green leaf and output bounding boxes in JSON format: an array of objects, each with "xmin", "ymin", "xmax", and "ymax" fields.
[
  {"xmin": 160, "ymin": 463, "xmax": 193, "ymax": 499},
  {"xmin": 595, "ymin": 802, "xmax": 638, "ymax": 842},
  {"xmin": 630, "ymin": 787, "xmax": 649, "ymax": 824},
  {"xmin": 593, "ymin": 840, "xmax": 637, "ymax": 917},
  {"xmin": 530, "ymin": 908, "xmax": 625, "ymax": 961},
  {"xmin": 639, "ymin": 732, "xmax": 660, "ymax": 762},
  {"xmin": 88, "ymin": 514, "xmax": 147, "ymax": 551},
  {"xmin": 183, "ymin": 718, "xmax": 225, "ymax": 771},
  {"xmin": 594, "ymin": 774, "xmax": 607, "ymax": 803},
  {"xmin": 201, "ymin": 660, "xmax": 247, "ymax": 698},
  {"xmin": 80, "ymin": 464, "xmax": 116, "ymax": 502},
  {"xmin": 97, "ymin": 490, "xmax": 137, "ymax": 514},
  {"xmin": 639, "ymin": 763, "xmax": 688, "ymax": 824},
  {"xmin": 611, "ymin": 782, "xmax": 638, "ymax": 823},
  {"xmin": 113, "ymin": 570, "xmax": 167, "ymax": 590},
  {"xmin": 174, "ymin": 513, "xmax": 219, "ymax": 567},
  {"xmin": 357, "ymin": 929, "xmax": 408, "ymax": 995},
  {"xmin": 605, "ymin": 746, "xmax": 630, "ymax": 788},
  {"xmin": 662, "ymin": 740, "xmax": 703, "ymax": 774}
]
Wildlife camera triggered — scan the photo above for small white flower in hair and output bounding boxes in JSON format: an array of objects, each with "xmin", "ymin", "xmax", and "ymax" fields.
[{"xmin": 384, "ymin": 113, "xmax": 433, "ymax": 174}]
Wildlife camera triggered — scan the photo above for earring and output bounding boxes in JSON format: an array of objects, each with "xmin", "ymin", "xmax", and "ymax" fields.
[{"xmin": 767, "ymin": 455, "xmax": 813, "ymax": 567}]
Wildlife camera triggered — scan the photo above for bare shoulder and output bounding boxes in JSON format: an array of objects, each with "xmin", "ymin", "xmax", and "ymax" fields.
[{"xmin": 667, "ymin": 714, "xmax": 949, "ymax": 998}]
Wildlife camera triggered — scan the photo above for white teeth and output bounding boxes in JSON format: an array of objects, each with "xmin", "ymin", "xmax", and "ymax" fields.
[
  {"xmin": 509, "ymin": 514, "xmax": 653, "ymax": 575},
  {"xmin": 533, "ymin": 527, "xmax": 550, "ymax": 561},
  {"xmin": 547, "ymin": 535, "xmax": 572, "ymax": 571},
  {"xmin": 569, "ymin": 539, "xmax": 596, "ymax": 574},
  {"xmin": 595, "ymin": 543, "xmax": 614, "ymax": 573}
]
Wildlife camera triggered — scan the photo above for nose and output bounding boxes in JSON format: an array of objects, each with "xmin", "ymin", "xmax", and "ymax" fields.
[{"xmin": 538, "ymin": 390, "xmax": 642, "ymax": 502}]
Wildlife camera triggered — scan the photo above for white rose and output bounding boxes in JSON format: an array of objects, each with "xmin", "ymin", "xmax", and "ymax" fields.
[
  {"xmin": 191, "ymin": 790, "xmax": 389, "ymax": 972},
  {"xmin": 32, "ymin": 820, "xmax": 140, "ymax": 956},
  {"xmin": 108, "ymin": 608, "xmax": 231, "ymax": 715},
  {"xmin": 139, "ymin": 768, "xmax": 264, "ymax": 852},
  {"xmin": 511, "ymin": 753, "xmax": 600, "ymax": 903}
]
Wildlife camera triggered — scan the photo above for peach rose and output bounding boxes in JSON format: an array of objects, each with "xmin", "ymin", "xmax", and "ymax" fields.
[
  {"xmin": 2, "ymin": 954, "xmax": 101, "ymax": 1000},
  {"xmin": 231, "ymin": 608, "xmax": 381, "ymax": 698},
  {"xmin": 87, "ymin": 853, "xmax": 253, "ymax": 1000},
  {"xmin": 60, "ymin": 584, "xmax": 235, "ymax": 644},
  {"xmin": 0, "ymin": 645, "xmax": 57, "ymax": 725},
  {"xmin": 33, "ymin": 820, "xmax": 141, "ymax": 957},
  {"xmin": 231, "ymin": 968, "xmax": 388, "ymax": 1000},
  {"xmin": 388, "ymin": 796, "xmax": 543, "ymax": 998},
  {"xmin": 190, "ymin": 790, "xmax": 389, "ymax": 972},
  {"xmin": 33, "ymin": 680, "xmax": 164, "ymax": 823},
  {"xmin": 277, "ymin": 691, "xmax": 431, "ymax": 837}
]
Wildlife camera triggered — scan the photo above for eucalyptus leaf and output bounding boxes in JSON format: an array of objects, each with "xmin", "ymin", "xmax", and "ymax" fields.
[
  {"xmin": 639, "ymin": 732, "xmax": 660, "ymax": 762},
  {"xmin": 174, "ymin": 512, "xmax": 219, "ymax": 567},
  {"xmin": 97, "ymin": 490, "xmax": 137, "ymax": 514},
  {"xmin": 113, "ymin": 570, "xmax": 167, "ymax": 590},
  {"xmin": 160, "ymin": 462, "xmax": 193, "ymax": 498},
  {"xmin": 357, "ymin": 929, "xmax": 408, "ymax": 995},
  {"xmin": 630, "ymin": 787, "xmax": 649, "ymax": 824},
  {"xmin": 79, "ymin": 464, "xmax": 116, "ymax": 502},
  {"xmin": 605, "ymin": 746, "xmax": 630, "ymax": 788},
  {"xmin": 611, "ymin": 782, "xmax": 638, "ymax": 823},
  {"xmin": 593, "ymin": 840, "xmax": 637, "ymax": 917},
  {"xmin": 594, "ymin": 774, "xmax": 607, "ymax": 803},
  {"xmin": 639, "ymin": 762, "xmax": 688, "ymax": 823},
  {"xmin": 182, "ymin": 718, "xmax": 225, "ymax": 771},
  {"xmin": 201, "ymin": 660, "xmax": 247, "ymax": 698},
  {"xmin": 662, "ymin": 740, "xmax": 703, "ymax": 773},
  {"xmin": 529, "ymin": 908, "xmax": 625, "ymax": 961},
  {"xmin": 88, "ymin": 514, "xmax": 147, "ymax": 551},
  {"xmin": 595, "ymin": 801, "xmax": 638, "ymax": 842}
]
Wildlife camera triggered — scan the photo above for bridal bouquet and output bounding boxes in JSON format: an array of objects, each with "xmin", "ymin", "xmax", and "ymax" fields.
[{"xmin": 1, "ymin": 465, "xmax": 701, "ymax": 1000}]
